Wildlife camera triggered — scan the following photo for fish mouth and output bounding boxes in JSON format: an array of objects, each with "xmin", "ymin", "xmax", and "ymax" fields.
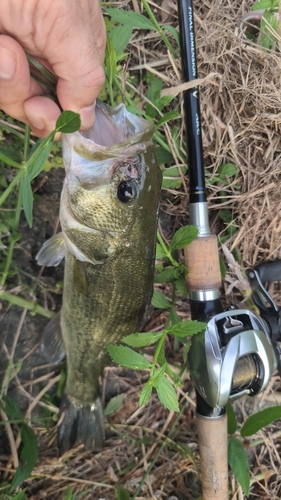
[
  {"xmin": 62, "ymin": 101, "xmax": 155, "ymax": 166},
  {"xmin": 82, "ymin": 100, "xmax": 154, "ymax": 149}
]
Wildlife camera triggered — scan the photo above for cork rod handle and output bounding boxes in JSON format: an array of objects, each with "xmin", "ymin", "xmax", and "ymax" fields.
[
  {"xmin": 184, "ymin": 234, "xmax": 221, "ymax": 291},
  {"xmin": 197, "ymin": 413, "xmax": 229, "ymax": 500}
]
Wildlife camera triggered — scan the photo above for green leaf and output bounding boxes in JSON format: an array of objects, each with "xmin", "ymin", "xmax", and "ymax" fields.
[
  {"xmin": 260, "ymin": 11, "xmax": 278, "ymax": 49},
  {"xmin": 174, "ymin": 276, "xmax": 188, "ymax": 297},
  {"xmin": 105, "ymin": 35, "xmax": 117, "ymax": 86},
  {"xmin": 109, "ymin": 25, "xmax": 132, "ymax": 57},
  {"xmin": 182, "ymin": 339, "xmax": 191, "ymax": 362},
  {"xmin": 154, "ymin": 267, "xmax": 175, "ymax": 284},
  {"xmin": 107, "ymin": 345, "xmax": 152, "ymax": 370},
  {"xmin": 156, "ymin": 243, "xmax": 168, "ymax": 260},
  {"xmin": 155, "ymin": 263, "xmax": 164, "ymax": 273},
  {"xmin": 155, "ymin": 376, "xmax": 179, "ymax": 412},
  {"xmin": 55, "ymin": 111, "xmax": 81, "ymax": 133},
  {"xmin": 162, "ymin": 165, "xmax": 187, "ymax": 189},
  {"xmin": 126, "ymin": 104, "xmax": 144, "ymax": 116},
  {"xmin": 156, "ymin": 110, "xmax": 179, "ymax": 128},
  {"xmin": 151, "ymin": 290, "xmax": 171, "ymax": 309},
  {"xmin": 65, "ymin": 487, "xmax": 73, "ymax": 500},
  {"xmin": 218, "ymin": 163, "xmax": 238, "ymax": 180},
  {"xmin": 163, "ymin": 165, "xmax": 187, "ymax": 178},
  {"xmin": 170, "ymin": 225, "xmax": 199, "ymax": 251},
  {"xmin": 226, "ymin": 402, "xmax": 237, "ymax": 434},
  {"xmin": 167, "ymin": 307, "xmax": 181, "ymax": 326},
  {"xmin": 168, "ymin": 320, "xmax": 206, "ymax": 337},
  {"xmin": 219, "ymin": 256, "xmax": 227, "ymax": 280},
  {"xmin": 251, "ymin": 0, "xmax": 271, "ymax": 9},
  {"xmin": 0, "ymin": 147, "xmax": 21, "ymax": 168},
  {"xmin": 218, "ymin": 208, "xmax": 233, "ymax": 223},
  {"xmin": 228, "ymin": 437, "xmax": 250, "ymax": 496},
  {"xmin": 162, "ymin": 177, "xmax": 183, "ymax": 190},
  {"xmin": 106, "ymin": 8, "xmax": 155, "ymax": 30},
  {"xmin": 0, "ymin": 396, "xmax": 23, "ymax": 420},
  {"xmin": 176, "ymin": 443, "xmax": 193, "ymax": 457},
  {"xmin": 115, "ymin": 484, "xmax": 131, "ymax": 500},
  {"xmin": 241, "ymin": 406, "xmax": 281, "ymax": 437},
  {"xmin": 122, "ymin": 332, "xmax": 162, "ymax": 348},
  {"xmin": 22, "ymin": 172, "xmax": 34, "ymax": 227},
  {"xmin": 71, "ymin": 488, "xmax": 93, "ymax": 500},
  {"xmin": 8, "ymin": 490, "xmax": 27, "ymax": 500},
  {"xmin": 11, "ymin": 425, "xmax": 38, "ymax": 490},
  {"xmin": 146, "ymin": 78, "xmax": 163, "ymax": 118},
  {"xmin": 155, "ymin": 95, "xmax": 174, "ymax": 110},
  {"xmin": 151, "ymin": 363, "xmax": 167, "ymax": 384},
  {"xmin": 139, "ymin": 382, "xmax": 153, "ymax": 406},
  {"xmin": 56, "ymin": 364, "xmax": 67, "ymax": 399},
  {"xmin": 155, "ymin": 146, "xmax": 174, "ymax": 165},
  {"xmin": 157, "ymin": 342, "xmax": 175, "ymax": 379},
  {"xmin": 27, "ymin": 54, "xmax": 57, "ymax": 85},
  {"xmin": 104, "ymin": 394, "xmax": 126, "ymax": 416},
  {"xmin": 26, "ymin": 134, "xmax": 54, "ymax": 181},
  {"xmin": 164, "ymin": 25, "xmax": 180, "ymax": 46}
]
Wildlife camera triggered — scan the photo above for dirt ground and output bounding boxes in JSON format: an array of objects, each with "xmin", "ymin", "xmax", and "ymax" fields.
[{"xmin": 2, "ymin": 0, "xmax": 281, "ymax": 499}]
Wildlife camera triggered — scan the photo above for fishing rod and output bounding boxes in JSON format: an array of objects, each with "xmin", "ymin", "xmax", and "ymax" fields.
[
  {"xmin": 177, "ymin": 1, "xmax": 281, "ymax": 498},
  {"xmin": 177, "ymin": 1, "xmax": 228, "ymax": 497}
]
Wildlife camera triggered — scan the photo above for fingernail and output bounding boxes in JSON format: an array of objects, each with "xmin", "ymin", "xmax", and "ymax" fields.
[
  {"xmin": 0, "ymin": 46, "xmax": 16, "ymax": 79},
  {"xmin": 25, "ymin": 112, "xmax": 45, "ymax": 130},
  {"xmin": 79, "ymin": 103, "xmax": 95, "ymax": 129}
]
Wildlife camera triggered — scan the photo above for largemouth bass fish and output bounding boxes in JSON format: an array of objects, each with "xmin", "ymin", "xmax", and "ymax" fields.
[{"xmin": 37, "ymin": 101, "xmax": 161, "ymax": 454}]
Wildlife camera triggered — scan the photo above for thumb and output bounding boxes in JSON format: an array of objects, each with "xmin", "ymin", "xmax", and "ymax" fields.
[
  {"xmin": 49, "ymin": 7, "xmax": 106, "ymax": 129},
  {"xmin": 57, "ymin": 61, "xmax": 105, "ymax": 130}
]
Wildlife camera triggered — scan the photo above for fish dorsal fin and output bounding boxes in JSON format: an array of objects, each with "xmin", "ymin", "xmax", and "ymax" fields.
[
  {"xmin": 41, "ymin": 311, "xmax": 66, "ymax": 364},
  {"xmin": 36, "ymin": 232, "xmax": 66, "ymax": 267}
]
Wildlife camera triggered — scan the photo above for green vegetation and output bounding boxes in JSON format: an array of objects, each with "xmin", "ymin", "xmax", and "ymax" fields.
[
  {"xmin": 1, "ymin": 1, "xmax": 281, "ymax": 498},
  {"xmin": 247, "ymin": 0, "xmax": 279, "ymax": 49}
]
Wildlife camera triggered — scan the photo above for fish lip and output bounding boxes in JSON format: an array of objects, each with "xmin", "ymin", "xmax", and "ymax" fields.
[{"xmin": 62, "ymin": 101, "xmax": 155, "ymax": 165}]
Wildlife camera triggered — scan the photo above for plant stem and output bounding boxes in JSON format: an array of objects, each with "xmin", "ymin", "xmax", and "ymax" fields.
[
  {"xmin": 0, "ymin": 121, "xmax": 26, "ymax": 140},
  {"xmin": 157, "ymin": 230, "xmax": 178, "ymax": 267},
  {"xmin": 23, "ymin": 124, "xmax": 30, "ymax": 162},
  {"xmin": 152, "ymin": 329, "xmax": 167, "ymax": 366},
  {"xmin": 157, "ymin": 230, "xmax": 169, "ymax": 255},
  {"xmin": 0, "ymin": 290, "xmax": 54, "ymax": 318},
  {"xmin": 140, "ymin": 0, "xmax": 177, "ymax": 59},
  {"xmin": 1, "ymin": 179, "xmax": 23, "ymax": 286},
  {"xmin": 0, "ymin": 169, "xmax": 24, "ymax": 206},
  {"xmin": 153, "ymin": 129, "xmax": 172, "ymax": 153},
  {"xmin": 1, "ymin": 125, "xmax": 32, "ymax": 285},
  {"xmin": 109, "ymin": 81, "xmax": 115, "ymax": 107}
]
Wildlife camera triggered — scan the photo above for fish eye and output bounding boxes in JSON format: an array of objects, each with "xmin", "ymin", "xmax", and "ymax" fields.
[{"xmin": 117, "ymin": 181, "xmax": 138, "ymax": 203}]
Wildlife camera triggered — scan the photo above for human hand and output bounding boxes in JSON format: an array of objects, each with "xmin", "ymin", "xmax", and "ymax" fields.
[{"xmin": 0, "ymin": 0, "xmax": 106, "ymax": 137}]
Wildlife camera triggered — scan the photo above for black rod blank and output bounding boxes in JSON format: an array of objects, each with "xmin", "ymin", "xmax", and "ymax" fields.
[{"xmin": 177, "ymin": 0, "xmax": 206, "ymax": 204}]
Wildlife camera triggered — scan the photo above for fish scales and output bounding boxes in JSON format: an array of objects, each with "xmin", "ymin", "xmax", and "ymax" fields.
[
  {"xmin": 37, "ymin": 101, "xmax": 161, "ymax": 454},
  {"xmin": 63, "ymin": 151, "xmax": 160, "ymax": 405}
]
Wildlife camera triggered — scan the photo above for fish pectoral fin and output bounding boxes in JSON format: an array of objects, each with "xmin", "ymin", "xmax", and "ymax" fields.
[
  {"xmin": 64, "ymin": 232, "xmax": 103, "ymax": 265},
  {"xmin": 41, "ymin": 311, "xmax": 66, "ymax": 364},
  {"xmin": 36, "ymin": 232, "xmax": 66, "ymax": 267}
]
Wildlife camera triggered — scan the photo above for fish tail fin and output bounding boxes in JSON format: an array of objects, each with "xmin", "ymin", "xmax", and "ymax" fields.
[{"xmin": 58, "ymin": 395, "xmax": 105, "ymax": 455}]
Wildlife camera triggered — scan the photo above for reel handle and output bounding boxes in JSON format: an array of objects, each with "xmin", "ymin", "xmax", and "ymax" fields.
[{"xmin": 253, "ymin": 259, "xmax": 281, "ymax": 283}]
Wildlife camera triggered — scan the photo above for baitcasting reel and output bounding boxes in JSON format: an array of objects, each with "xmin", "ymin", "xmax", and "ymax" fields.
[{"xmin": 188, "ymin": 260, "xmax": 281, "ymax": 408}]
